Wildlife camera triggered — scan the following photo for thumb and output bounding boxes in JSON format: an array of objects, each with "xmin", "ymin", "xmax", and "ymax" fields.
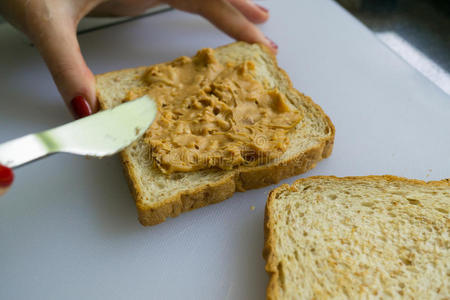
[{"xmin": 31, "ymin": 18, "xmax": 97, "ymax": 118}]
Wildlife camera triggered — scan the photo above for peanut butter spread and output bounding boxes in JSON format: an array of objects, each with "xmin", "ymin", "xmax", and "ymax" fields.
[{"xmin": 127, "ymin": 48, "xmax": 302, "ymax": 174}]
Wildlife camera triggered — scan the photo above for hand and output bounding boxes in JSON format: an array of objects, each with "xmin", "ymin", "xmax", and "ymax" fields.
[
  {"xmin": 0, "ymin": 0, "xmax": 275, "ymax": 119},
  {"xmin": 0, "ymin": 165, "xmax": 14, "ymax": 196}
]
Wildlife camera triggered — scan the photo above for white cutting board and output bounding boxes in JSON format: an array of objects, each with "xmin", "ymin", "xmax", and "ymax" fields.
[{"xmin": 0, "ymin": 1, "xmax": 449, "ymax": 299}]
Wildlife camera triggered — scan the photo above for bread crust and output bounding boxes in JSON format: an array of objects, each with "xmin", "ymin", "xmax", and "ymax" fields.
[
  {"xmin": 263, "ymin": 175, "xmax": 450, "ymax": 300},
  {"xmin": 122, "ymin": 149, "xmax": 236, "ymax": 225},
  {"xmin": 96, "ymin": 42, "xmax": 335, "ymax": 226}
]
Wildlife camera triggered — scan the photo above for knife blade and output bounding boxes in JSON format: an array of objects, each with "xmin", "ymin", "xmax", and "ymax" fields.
[{"xmin": 0, "ymin": 95, "xmax": 157, "ymax": 169}]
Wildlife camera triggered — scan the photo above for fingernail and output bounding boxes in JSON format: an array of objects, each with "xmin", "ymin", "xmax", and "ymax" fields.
[
  {"xmin": 0, "ymin": 165, "xmax": 14, "ymax": 188},
  {"xmin": 265, "ymin": 36, "xmax": 278, "ymax": 50},
  {"xmin": 256, "ymin": 4, "xmax": 269, "ymax": 13},
  {"xmin": 71, "ymin": 96, "xmax": 92, "ymax": 119}
]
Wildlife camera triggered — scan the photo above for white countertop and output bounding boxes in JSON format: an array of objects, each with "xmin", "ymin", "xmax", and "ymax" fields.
[{"xmin": 0, "ymin": 1, "xmax": 449, "ymax": 299}]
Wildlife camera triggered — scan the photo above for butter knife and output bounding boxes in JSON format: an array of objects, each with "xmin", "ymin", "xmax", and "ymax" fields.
[{"xmin": 0, "ymin": 95, "xmax": 157, "ymax": 169}]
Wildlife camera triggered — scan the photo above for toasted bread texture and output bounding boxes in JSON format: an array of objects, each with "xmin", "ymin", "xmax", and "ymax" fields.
[
  {"xmin": 264, "ymin": 175, "xmax": 450, "ymax": 299},
  {"xmin": 96, "ymin": 42, "xmax": 335, "ymax": 226}
]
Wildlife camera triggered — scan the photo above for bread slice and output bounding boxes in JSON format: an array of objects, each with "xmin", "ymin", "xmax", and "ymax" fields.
[
  {"xmin": 96, "ymin": 42, "xmax": 335, "ymax": 226},
  {"xmin": 264, "ymin": 175, "xmax": 450, "ymax": 299}
]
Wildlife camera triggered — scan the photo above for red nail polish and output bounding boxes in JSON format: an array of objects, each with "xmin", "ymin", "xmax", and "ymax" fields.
[
  {"xmin": 71, "ymin": 96, "xmax": 92, "ymax": 119},
  {"xmin": 256, "ymin": 4, "xmax": 269, "ymax": 13},
  {"xmin": 0, "ymin": 165, "xmax": 14, "ymax": 188},
  {"xmin": 265, "ymin": 36, "xmax": 278, "ymax": 50}
]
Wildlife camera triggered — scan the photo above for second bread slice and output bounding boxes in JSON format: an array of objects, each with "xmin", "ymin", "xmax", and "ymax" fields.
[{"xmin": 264, "ymin": 176, "xmax": 450, "ymax": 299}]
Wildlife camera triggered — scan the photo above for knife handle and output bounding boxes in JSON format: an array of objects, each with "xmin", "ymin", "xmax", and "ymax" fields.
[{"xmin": 0, "ymin": 134, "xmax": 54, "ymax": 169}]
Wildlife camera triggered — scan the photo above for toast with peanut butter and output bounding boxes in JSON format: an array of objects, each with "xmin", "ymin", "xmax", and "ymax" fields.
[{"xmin": 96, "ymin": 42, "xmax": 335, "ymax": 226}]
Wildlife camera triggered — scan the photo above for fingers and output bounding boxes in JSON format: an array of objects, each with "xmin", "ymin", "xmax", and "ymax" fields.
[
  {"xmin": 0, "ymin": 165, "xmax": 14, "ymax": 196},
  {"xmin": 194, "ymin": 0, "xmax": 277, "ymax": 53},
  {"xmin": 29, "ymin": 15, "xmax": 97, "ymax": 118},
  {"xmin": 227, "ymin": 0, "xmax": 268, "ymax": 24}
]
